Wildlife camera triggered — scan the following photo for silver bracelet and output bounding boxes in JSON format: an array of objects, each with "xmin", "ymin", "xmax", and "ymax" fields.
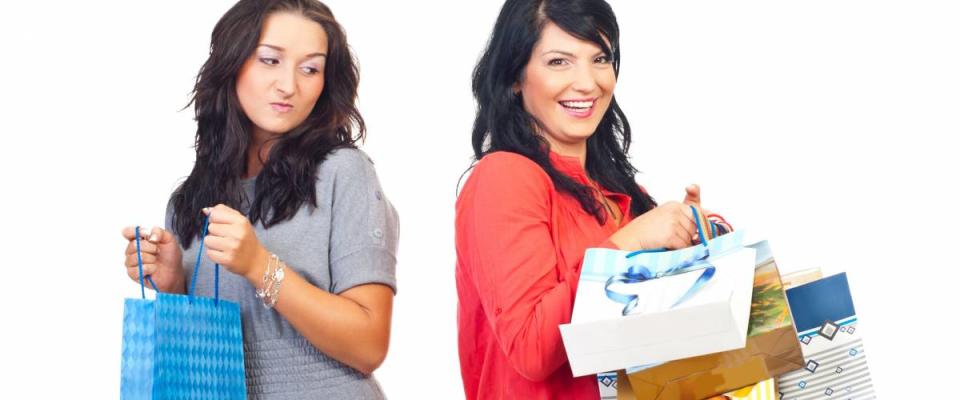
[{"xmin": 255, "ymin": 253, "xmax": 285, "ymax": 308}]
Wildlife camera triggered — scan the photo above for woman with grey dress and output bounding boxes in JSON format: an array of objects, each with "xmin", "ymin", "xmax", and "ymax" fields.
[{"xmin": 120, "ymin": 1, "xmax": 398, "ymax": 398}]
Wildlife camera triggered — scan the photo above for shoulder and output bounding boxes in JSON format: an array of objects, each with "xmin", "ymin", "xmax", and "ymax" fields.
[
  {"xmin": 316, "ymin": 146, "xmax": 378, "ymax": 179},
  {"xmin": 314, "ymin": 147, "xmax": 389, "ymax": 208},
  {"xmin": 459, "ymin": 151, "xmax": 554, "ymax": 207},
  {"xmin": 475, "ymin": 151, "xmax": 541, "ymax": 171},
  {"xmin": 470, "ymin": 151, "xmax": 551, "ymax": 186},
  {"xmin": 314, "ymin": 147, "xmax": 387, "ymax": 194}
]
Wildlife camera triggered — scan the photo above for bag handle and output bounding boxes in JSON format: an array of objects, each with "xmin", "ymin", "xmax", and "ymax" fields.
[
  {"xmin": 135, "ymin": 215, "xmax": 221, "ymax": 305},
  {"xmin": 134, "ymin": 226, "xmax": 158, "ymax": 299},
  {"xmin": 624, "ymin": 205, "xmax": 712, "ymax": 258}
]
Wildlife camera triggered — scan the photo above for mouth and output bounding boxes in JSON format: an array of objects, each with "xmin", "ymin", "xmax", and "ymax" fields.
[
  {"xmin": 271, "ymin": 102, "xmax": 294, "ymax": 113},
  {"xmin": 558, "ymin": 98, "xmax": 596, "ymax": 118}
]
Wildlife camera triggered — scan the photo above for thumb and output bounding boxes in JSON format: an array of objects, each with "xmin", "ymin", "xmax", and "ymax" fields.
[
  {"xmin": 683, "ymin": 184, "xmax": 701, "ymax": 206},
  {"xmin": 148, "ymin": 226, "xmax": 176, "ymax": 246}
]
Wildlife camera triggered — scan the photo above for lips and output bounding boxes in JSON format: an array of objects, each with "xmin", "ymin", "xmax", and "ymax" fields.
[
  {"xmin": 559, "ymin": 98, "xmax": 596, "ymax": 118},
  {"xmin": 271, "ymin": 102, "xmax": 293, "ymax": 113}
]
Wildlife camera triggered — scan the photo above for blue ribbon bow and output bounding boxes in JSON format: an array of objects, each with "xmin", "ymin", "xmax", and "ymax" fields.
[{"xmin": 603, "ymin": 206, "xmax": 717, "ymax": 316}]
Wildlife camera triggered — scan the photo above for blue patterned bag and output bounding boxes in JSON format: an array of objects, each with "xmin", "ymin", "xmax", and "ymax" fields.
[{"xmin": 120, "ymin": 222, "xmax": 246, "ymax": 399}]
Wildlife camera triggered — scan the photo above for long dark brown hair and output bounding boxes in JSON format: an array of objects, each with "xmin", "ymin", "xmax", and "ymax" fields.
[
  {"xmin": 472, "ymin": 0, "xmax": 657, "ymax": 222},
  {"xmin": 172, "ymin": 0, "xmax": 364, "ymax": 247}
]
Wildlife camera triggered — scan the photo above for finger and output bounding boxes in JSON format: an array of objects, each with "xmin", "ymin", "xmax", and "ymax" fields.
[
  {"xmin": 127, "ymin": 263, "xmax": 159, "ymax": 281},
  {"xmin": 679, "ymin": 202, "xmax": 697, "ymax": 223},
  {"xmin": 121, "ymin": 226, "xmax": 152, "ymax": 241},
  {"xmin": 674, "ymin": 205, "xmax": 697, "ymax": 234},
  {"xmin": 683, "ymin": 184, "xmax": 701, "ymax": 206},
  {"xmin": 205, "ymin": 204, "xmax": 240, "ymax": 224},
  {"xmin": 126, "ymin": 253, "xmax": 158, "ymax": 272},
  {"xmin": 126, "ymin": 252, "xmax": 158, "ymax": 268},
  {"xmin": 669, "ymin": 230, "xmax": 692, "ymax": 249},
  {"xmin": 674, "ymin": 222, "xmax": 694, "ymax": 247},
  {"xmin": 206, "ymin": 222, "xmax": 236, "ymax": 239},
  {"xmin": 205, "ymin": 248, "xmax": 229, "ymax": 266},
  {"xmin": 203, "ymin": 235, "xmax": 235, "ymax": 253},
  {"xmin": 125, "ymin": 238, "xmax": 159, "ymax": 256},
  {"xmin": 148, "ymin": 226, "xmax": 175, "ymax": 245}
]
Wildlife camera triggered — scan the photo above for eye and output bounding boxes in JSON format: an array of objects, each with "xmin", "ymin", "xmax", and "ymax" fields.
[
  {"xmin": 300, "ymin": 66, "xmax": 321, "ymax": 75},
  {"xmin": 594, "ymin": 55, "xmax": 611, "ymax": 64},
  {"xmin": 547, "ymin": 58, "xmax": 568, "ymax": 66},
  {"xmin": 259, "ymin": 57, "xmax": 280, "ymax": 66}
]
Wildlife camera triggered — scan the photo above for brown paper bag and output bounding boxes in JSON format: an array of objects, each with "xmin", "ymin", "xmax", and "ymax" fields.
[{"xmin": 617, "ymin": 241, "xmax": 804, "ymax": 400}]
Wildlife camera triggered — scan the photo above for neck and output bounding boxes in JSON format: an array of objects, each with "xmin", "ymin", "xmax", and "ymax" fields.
[
  {"xmin": 545, "ymin": 137, "xmax": 587, "ymax": 168},
  {"xmin": 246, "ymin": 127, "xmax": 277, "ymax": 179}
]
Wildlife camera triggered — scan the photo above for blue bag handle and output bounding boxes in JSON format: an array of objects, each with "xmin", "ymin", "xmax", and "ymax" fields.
[
  {"xmin": 135, "ymin": 215, "xmax": 221, "ymax": 305},
  {"xmin": 603, "ymin": 205, "xmax": 717, "ymax": 315}
]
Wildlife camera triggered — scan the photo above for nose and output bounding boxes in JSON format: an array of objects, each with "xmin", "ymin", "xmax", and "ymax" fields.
[
  {"xmin": 274, "ymin": 66, "xmax": 296, "ymax": 99},
  {"xmin": 570, "ymin": 65, "xmax": 600, "ymax": 95}
]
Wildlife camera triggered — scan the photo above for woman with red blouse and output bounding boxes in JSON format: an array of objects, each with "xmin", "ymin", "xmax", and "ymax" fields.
[{"xmin": 455, "ymin": 0, "xmax": 716, "ymax": 399}]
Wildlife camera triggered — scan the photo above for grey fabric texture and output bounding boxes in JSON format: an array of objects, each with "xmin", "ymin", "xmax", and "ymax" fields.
[{"xmin": 167, "ymin": 148, "xmax": 398, "ymax": 399}]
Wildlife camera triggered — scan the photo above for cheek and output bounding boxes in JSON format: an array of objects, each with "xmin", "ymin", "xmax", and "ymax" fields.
[
  {"xmin": 293, "ymin": 78, "xmax": 325, "ymax": 123},
  {"xmin": 595, "ymin": 68, "xmax": 617, "ymax": 95},
  {"xmin": 596, "ymin": 72, "xmax": 617, "ymax": 108},
  {"xmin": 302, "ymin": 77, "xmax": 325, "ymax": 107},
  {"xmin": 599, "ymin": 72, "xmax": 616, "ymax": 94},
  {"xmin": 521, "ymin": 69, "xmax": 563, "ymax": 116},
  {"xmin": 236, "ymin": 64, "xmax": 267, "ymax": 111}
]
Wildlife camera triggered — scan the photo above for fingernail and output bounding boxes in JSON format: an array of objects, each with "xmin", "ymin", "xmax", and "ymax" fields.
[
  {"xmin": 203, "ymin": 207, "xmax": 211, "ymax": 215},
  {"xmin": 149, "ymin": 233, "xmax": 158, "ymax": 242}
]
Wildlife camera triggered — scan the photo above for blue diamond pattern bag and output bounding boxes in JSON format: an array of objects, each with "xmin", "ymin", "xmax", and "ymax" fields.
[{"xmin": 121, "ymin": 220, "xmax": 246, "ymax": 399}]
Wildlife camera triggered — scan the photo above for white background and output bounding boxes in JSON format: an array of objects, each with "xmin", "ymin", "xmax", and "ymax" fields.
[{"xmin": 1, "ymin": 1, "xmax": 957, "ymax": 398}]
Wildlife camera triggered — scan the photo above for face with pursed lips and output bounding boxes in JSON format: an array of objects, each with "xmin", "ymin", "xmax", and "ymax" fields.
[
  {"xmin": 517, "ymin": 22, "xmax": 616, "ymax": 153},
  {"xmin": 236, "ymin": 12, "xmax": 328, "ymax": 138}
]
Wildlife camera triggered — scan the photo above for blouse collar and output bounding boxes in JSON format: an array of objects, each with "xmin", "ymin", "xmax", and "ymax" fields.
[
  {"xmin": 548, "ymin": 151, "xmax": 588, "ymax": 180},
  {"xmin": 548, "ymin": 151, "xmax": 632, "ymax": 207}
]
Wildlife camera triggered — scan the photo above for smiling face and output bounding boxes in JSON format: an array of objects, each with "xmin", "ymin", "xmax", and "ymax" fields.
[
  {"xmin": 236, "ymin": 12, "xmax": 328, "ymax": 138},
  {"xmin": 517, "ymin": 22, "xmax": 616, "ymax": 155}
]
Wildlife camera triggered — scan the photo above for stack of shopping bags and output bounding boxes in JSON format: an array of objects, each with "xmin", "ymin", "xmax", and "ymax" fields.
[{"xmin": 563, "ymin": 228, "xmax": 876, "ymax": 399}]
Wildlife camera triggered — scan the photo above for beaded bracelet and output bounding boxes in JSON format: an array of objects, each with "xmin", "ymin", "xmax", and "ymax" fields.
[{"xmin": 255, "ymin": 253, "xmax": 286, "ymax": 308}]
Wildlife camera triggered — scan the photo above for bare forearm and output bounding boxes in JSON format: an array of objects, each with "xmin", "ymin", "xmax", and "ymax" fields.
[{"xmin": 245, "ymin": 259, "xmax": 392, "ymax": 374}]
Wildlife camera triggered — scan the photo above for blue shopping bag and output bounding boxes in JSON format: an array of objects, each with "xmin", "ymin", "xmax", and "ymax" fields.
[{"xmin": 120, "ymin": 220, "xmax": 246, "ymax": 399}]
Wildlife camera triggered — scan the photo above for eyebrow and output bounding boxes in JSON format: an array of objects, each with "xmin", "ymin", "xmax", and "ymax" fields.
[
  {"xmin": 258, "ymin": 44, "xmax": 327, "ymax": 59},
  {"xmin": 542, "ymin": 49, "xmax": 576, "ymax": 57},
  {"xmin": 541, "ymin": 49, "xmax": 607, "ymax": 58}
]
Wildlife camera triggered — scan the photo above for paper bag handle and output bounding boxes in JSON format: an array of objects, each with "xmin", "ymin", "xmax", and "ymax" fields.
[{"xmin": 135, "ymin": 215, "xmax": 221, "ymax": 305}]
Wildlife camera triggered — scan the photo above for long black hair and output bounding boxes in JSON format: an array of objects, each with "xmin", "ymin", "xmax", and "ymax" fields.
[
  {"xmin": 172, "ymin": 0, "xmax": 364, "ymax": 247},
  {"xmin": 472, "ymin": 0, "xmax": 656, "ymax": 222}
]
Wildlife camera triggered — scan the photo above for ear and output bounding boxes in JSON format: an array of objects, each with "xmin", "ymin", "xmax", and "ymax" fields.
[{"xmin": 512, "ymin": 70, "xmax": 525, "ymax": 95}]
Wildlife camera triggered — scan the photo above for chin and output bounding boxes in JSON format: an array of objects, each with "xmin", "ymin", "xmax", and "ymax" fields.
[
  {"xmin": 566, "ymin": 126, "xmax": 601, "ymax": 140},
  {"xmin": 254, "ymin": 121, "xmax": 295, "ymax": 136}
]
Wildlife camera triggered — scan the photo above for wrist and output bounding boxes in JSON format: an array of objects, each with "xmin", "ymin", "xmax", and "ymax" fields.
[
  {"xmin": 244, "ymin": 246, "xmax": 270, "ymax": 284},
  {"xmin": 609, "ymin": 230, "xmax": 644, "ymax": 251}
]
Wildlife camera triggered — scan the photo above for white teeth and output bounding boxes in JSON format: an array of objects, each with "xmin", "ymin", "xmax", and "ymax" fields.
[{"xmin": 560, "ymin": 100, "xmax": 594, "ymax": 109}]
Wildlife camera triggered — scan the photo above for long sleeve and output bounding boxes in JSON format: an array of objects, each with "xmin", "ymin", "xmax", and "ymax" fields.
[{"xmin": 456, "ymin": 152, "xmax": 607, "ymax": 381}]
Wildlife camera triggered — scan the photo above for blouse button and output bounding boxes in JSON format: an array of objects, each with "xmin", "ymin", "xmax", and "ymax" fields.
[
  {"xmin": 495, "ymin": 307, "xmax": 502, "ymax": 315},
  {"xmin": 373, "ymin": 228, "xmax": 384, "ymax": 238}
]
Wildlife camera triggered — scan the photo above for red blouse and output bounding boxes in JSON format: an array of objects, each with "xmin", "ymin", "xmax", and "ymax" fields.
[{"xmin": 455, "ymin": 151, "xmax": 636, "ymax": 399}]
